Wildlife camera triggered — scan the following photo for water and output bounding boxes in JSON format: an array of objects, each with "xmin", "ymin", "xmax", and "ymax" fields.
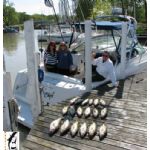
[{"xmin": 3, "ymin": 30, "xmax": 48, "ymax": 86}]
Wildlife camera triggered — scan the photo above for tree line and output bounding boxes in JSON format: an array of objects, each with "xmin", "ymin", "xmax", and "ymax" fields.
[
  {"xmin": 75, "ymin": 0, "xmax": 147, "ymax": 23},
  {"xmin": 3, "ymin": 2, "xmax": 56, "ymax": 27},
  {"xmin": 3, "ymin": 0, "xmax": 147, "ymax": 27}
]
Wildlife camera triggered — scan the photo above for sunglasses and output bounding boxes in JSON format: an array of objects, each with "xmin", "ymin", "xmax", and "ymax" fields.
[{"xmin": 102, "ymin": 54, "xmax": 108, "ymax": 58}]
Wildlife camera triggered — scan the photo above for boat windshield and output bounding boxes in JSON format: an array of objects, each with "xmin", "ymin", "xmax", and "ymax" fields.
[
  {"xmin": 122, "ymin": 36, "xmax": 146, "ymax": 56},
  {"xmin": 71, "ymin": 32, "xmax": 120, "ymax": 53}
]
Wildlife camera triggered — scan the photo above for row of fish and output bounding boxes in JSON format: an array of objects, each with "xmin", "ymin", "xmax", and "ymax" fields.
[
  {"xmin": 49, "ymin": 118, "xmax": 107, "ymax": 140},
  {"xmin": 70, "ymin": 97, "xmax": 106, "ymax": 107},
  {"xmin": 62, "ymin": 105, "xmax": 108, "ymax": 119}
]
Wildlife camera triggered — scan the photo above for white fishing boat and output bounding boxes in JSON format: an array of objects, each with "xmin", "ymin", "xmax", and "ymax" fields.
[
  {"xmin": 37, "ymin": 24, "xmax": 79, "ymax": 43},
  {"xmin": 13, "ymin": 15, "xmax": 147, "ymax": 128}
]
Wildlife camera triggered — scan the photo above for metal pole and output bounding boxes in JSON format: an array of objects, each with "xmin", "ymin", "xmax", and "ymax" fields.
[{"xmin": 85, "ymin": 20, "xmax": 92, "ymax": 91}]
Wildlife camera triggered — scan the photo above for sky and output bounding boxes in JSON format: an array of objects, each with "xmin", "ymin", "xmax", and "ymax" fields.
[{"xmin": 9, "ymin": 0, "xmax": 59, "ymax": 15}]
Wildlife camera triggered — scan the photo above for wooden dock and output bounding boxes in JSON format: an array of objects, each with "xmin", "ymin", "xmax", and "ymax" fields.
[{"xmin": 22, "ymin": 70, "xmax": 147, "ymax": 150}]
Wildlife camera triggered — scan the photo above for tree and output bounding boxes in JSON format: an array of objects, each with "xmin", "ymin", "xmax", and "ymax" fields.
[
  {"xmin": 75, "ymin": 0, "xmax": 95, "ymax": 21},
  {"xmin": 18, "ymin": 12, "xmax": 31, "ymax": 24},
  {"xmin": 3, "ymin": 3, "xmax": 19, "ymax": 26},
  {"xmin": 91, "ymin": 0, "xmax": 111, "ymax": 19}
]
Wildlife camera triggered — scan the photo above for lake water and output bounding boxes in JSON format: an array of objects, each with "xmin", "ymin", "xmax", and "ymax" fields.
[{"xmin": 3, "ymin": 30, "xmax": 48, "ymax": 86}]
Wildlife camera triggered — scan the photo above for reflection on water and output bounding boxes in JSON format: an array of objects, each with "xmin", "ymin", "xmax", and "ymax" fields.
[
  {"xmin": 4, "ymin": 32, "xmax": 24, "ymax": 55},
  {"xmin": 3, "ymin": 30, "xmax": 48, "ymax": 86}
]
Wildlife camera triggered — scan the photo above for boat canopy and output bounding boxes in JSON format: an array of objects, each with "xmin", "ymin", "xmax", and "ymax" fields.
[
  {"xmin": 74, "ymin": 21, "xmax": 123, "ymax": 31},
  {"xmin": 94, "ymin": 21, "xmax": 122, "ymax": 30}
]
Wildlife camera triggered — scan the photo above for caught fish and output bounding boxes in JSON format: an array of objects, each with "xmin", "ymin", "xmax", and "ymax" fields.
[
  {"xmin": 60, "ymin": 119, "xmax": 70, "ymax": 135},
  {"xmin": 99, "ymin": 124, "xmax": 107, "ymax": 140},
  {"xmin": 84, "ymin": 107, "xmax": 91, "ymax": 118},
  {"xmin": 70, "ymin": 121, "xmax": 79, "ymax": 137},
  {"xmin": 77, "ymin": 106, "xmax": 83, "ymax": 117},
  {"xmin": 89, "ymin": 99, "xmax": 93, "ymax": 105},
  {"xmin": 100, "ymin": 107, "xmax": 108, "ymax": 119},
  {"xmin": 70, "ymin": 97, "xmax": 79, "ymax": 105},
  {"xmin": 62, "ymin": 106, "xmax": 69, "ymax": 116},
  {"xmin": 99, "ymin": 99, "xmax": 106, "ymax": 107},
  {"xmin": 68, "ymin": 106, "xmax": 76, "ymax": 118},
  {"xmin": 93, "ymin": 99, "xmax": 99, "ymax": 106},
  {"xmin": 49, "ymin": 118, "xmax": 62, "ymax": 135},
  {"xmin": 88, "ymin": 122, "xmax": 97, "ymax": 139},
  {"xmin": 79, "ymin": 122, "xmax": 87, "ymax": 138},
  {"xmin": 81, "ymin": 99, "xmax": 89, "ymax": 106},
  {"xmin": 92, "ymin": 108, "xmax": 99, "ymax": 118}
]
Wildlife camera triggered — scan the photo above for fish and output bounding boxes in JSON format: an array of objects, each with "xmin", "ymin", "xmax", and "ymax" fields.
[
  {"xmin": 88, "ymin": 122, "xmax": 97, "ymax": 139},
  {"xmin": 92, "ymin": 108, "xmax": 99, "ymax": 118},
  {"xmin": 70, "ymin": 97, "xmax": 79, "ymax": 105},
  {"xmin": 62, "ymin": 106, "xmax": 69, "ymax": 116},
  {"xmin": 99, "ymin": 124, "xmax": 107, "ymax": 140},
  {"xmin": 49, "ymin": 118, "xmax": 62, "ymax": 135},
  {"xmin": 84, "ymin": 107, "xmax": 91, "ymax": 118},
  {"xmin": 89, "ymin": 99, "xmax": 93, "ymax": 105},
  {"xmin": 99, "ymin": 99, "xmax": 106, "ymax": 107},
  {"xmin": 81, "ymin": 99, "xmax": 89, "ymax": 106},
  {"xmin": 68, "ymin": 106, "xmax": 76, "ymax": 118},
  {"xmin": 76, "ymin": 106, "xmax": 83, "ymax": 117},
  {"xmin": 93, "ymin": 99, "xmax": 99, "ymax": 106},
  {"xmin": 100, "ymin": 107, "xmax": 108, "ymax": 119},
  {"xmin": 70, "ymin": 121, "xmax": 79, "ymax": 137},
  {"xmin": 79, "ymin": 122, "xmax": 87, "ymax": 138},
  {"xmin": 60, "ymin": 119, "xmax": 70, "ymax": 135}
]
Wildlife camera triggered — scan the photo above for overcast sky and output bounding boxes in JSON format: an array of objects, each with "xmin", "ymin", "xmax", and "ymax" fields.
[{"xmin": 10, "ymin": 0, "xmax": 59, "ymax": 15}]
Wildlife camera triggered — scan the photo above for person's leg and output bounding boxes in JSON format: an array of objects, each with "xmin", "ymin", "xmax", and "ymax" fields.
[{"xmin": 92, "ymin": 71, "xmax": 105, "ymax": 82}]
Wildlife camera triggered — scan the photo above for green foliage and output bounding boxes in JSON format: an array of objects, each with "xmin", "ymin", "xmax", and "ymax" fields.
[
  {"xmin": 3, "ymin": 4, "xmax": 19, "ymax": 26},
  {"xmin": 18, "ymin": 12, "xmax": 31, "ymax": 24},
  {"xmin": 91, "ymin": 0, "xmax": 111, "ymax": 19},
  {"xmin": 75, "ymin": 0, "xmax": 95, "ymax": 21},
  {"xmin": 3, "ymin": 0, "xmax": 147, "ymax": 27}
]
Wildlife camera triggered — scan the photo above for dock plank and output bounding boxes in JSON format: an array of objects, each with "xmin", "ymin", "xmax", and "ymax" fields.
[{"xmin": 22, "ymin": 70, "xmax": 147, "ymax": 150}]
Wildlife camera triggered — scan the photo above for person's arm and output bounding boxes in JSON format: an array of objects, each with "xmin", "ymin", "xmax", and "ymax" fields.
[
  {"xmin": 44, "ymin": 51, "xmax": 47, "ymax": 63},
  {"xmin": 68, "ymin": 52, "xmax": 73, "ymax": 65},
  {"xmin": 92, "ymin": 57, "xmax": 100, "ymax": 66}
]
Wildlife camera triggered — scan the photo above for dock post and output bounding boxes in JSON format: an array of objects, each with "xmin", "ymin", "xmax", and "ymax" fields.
[
  {"xmin": 85, "ymin": 20, "xmax": 92, "ymax": 91},
  {"xmin": 120, "ymin": 22, "xmax": 127, "ymax": 79},
  {"xmin": 3, "ymin": 72, "xmax": 13, "ymax": 131},
  {"xmin": 24, "ymin": 20, "xmax": 41, "ymax": 122}
]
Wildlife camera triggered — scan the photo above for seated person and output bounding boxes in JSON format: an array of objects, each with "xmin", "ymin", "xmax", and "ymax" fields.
[
  {"xmin": 92, "ymin": 51, "xmax": 118, "ymax": 87},
  {"xmin": 57, "ymin": 42, "xmax": 73, "ymax": 75},
  {"xmin": 44, "ymin": 41, "xmax": 58, "ymax": 72}
]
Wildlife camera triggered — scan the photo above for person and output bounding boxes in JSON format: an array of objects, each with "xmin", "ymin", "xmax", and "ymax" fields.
[
  {"xmin": 57, "ymin": 42, "xmax": 73, "ymax": 75},
  {"xmin": 92, "ymin": 51, "xmax": 118, "ymax": 87},
  {"xmin": 44, "ymin": 41, "xmax": 58, "ymax": 72}
]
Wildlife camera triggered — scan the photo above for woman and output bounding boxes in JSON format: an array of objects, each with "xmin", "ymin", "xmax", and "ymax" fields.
[
  {"xmin": 57, "ymin": 42, "xmax": 73, "ymax": 75},
  {"xmin": 44, "ymin": 41, "xmax": 58, "ymax": 72}
]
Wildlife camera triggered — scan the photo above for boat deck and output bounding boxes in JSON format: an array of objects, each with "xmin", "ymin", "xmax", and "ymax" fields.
[{"xmin": 22, "ymin": 70, "xmax": 147, "ymax": 150}]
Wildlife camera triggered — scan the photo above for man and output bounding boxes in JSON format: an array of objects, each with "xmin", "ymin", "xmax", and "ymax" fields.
[{"xmin": 92, "ymin": 51, "xmax": 118, "ymax": 87}]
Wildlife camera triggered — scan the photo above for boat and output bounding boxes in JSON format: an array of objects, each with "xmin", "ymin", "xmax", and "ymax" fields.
[
  {"xmin": 37, "ymin": 24, "xmax": 79, "ymax": 44},
  {"xmin": 13, "ymin": 15, "xmax": 147, "ymax": 128},
  {"xmin": 3, "ymin": 27, "xmax": 19, "ymax": 33}
]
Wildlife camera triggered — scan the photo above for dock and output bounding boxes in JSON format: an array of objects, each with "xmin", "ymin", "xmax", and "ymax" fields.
[{"xmin": 22, "ymin": 69, "xmax": 147, "ymax": 150}]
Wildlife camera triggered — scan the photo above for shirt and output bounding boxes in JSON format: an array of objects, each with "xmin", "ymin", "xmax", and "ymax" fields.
[
  {"xmin": 44, "ymin": 51, "xmax": 57, "ymax": 65},
  {"xmin": 57, "ymin": 50, "xmax": 73, "ymax": 69},
  {"xmin": 92, "ymin": 57, "xmax": 117, "ymax": 86}
]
